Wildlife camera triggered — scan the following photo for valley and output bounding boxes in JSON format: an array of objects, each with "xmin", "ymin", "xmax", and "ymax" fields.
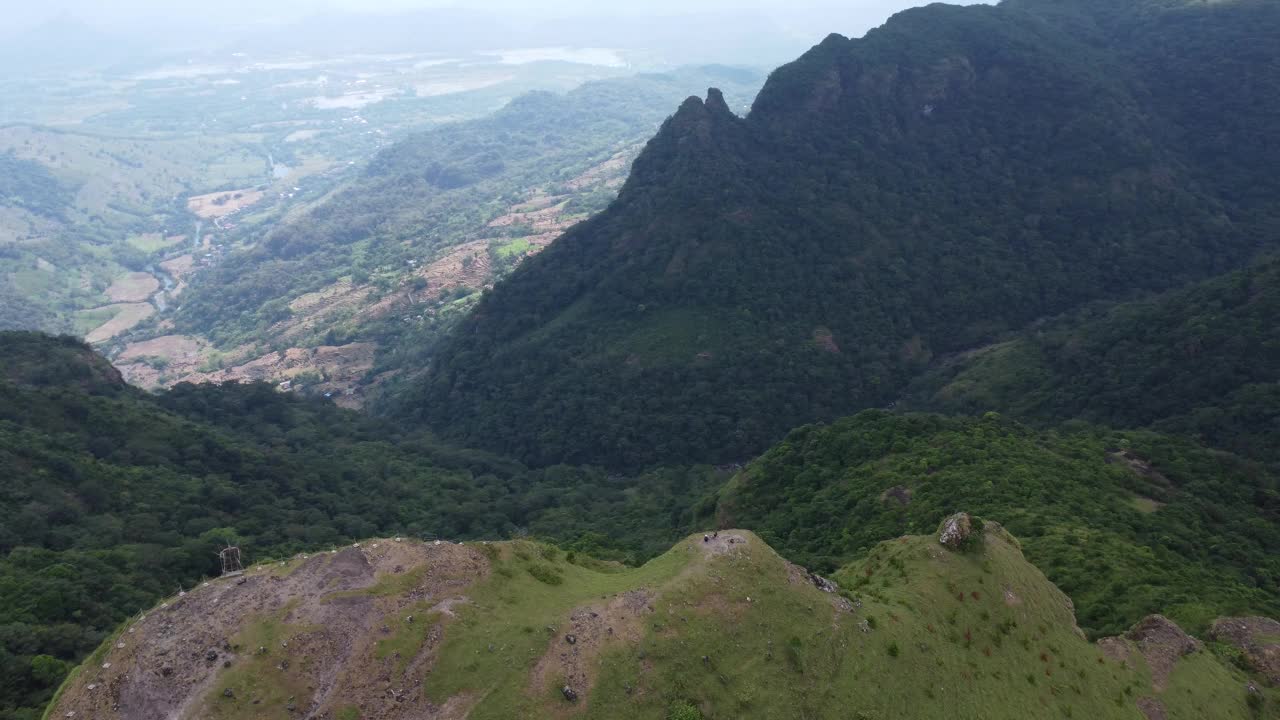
[
  {"xmin": 0, "ymin": 44, "xmax": 643, "ymax": 343},
  {"xmin": 2, "ymin": 1, "xmax": 1279, "ymax": 719}
]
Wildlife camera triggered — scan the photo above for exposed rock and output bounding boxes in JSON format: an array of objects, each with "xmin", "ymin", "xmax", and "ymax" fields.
[
  {"xmin": 1208, "ymin": 616, "xmax": 1280, "ymax": 685},
  {"xmin": 808, "ymin": 572, "xmax": 839, "ymax": 593},
  {"xmin": 1124, "ymin": 615, "xmax": 1203, "ymax": 691},
  {"xmin": 938, "ymin": 512, "xmax": 973, "ymax": 550}
]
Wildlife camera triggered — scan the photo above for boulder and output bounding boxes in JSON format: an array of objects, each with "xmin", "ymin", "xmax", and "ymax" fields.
[
  {"xmin": 938, "ymin": 512, "xmax": 973, "ymax": 550},
  {"xmin": 561, "ymin": 685, "xmax": 578, "ymax": 702}
]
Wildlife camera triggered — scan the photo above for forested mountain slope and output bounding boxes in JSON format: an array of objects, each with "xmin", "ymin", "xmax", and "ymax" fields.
[
  {"xmin": 903, "ymin": 255, "xmax": 1280, "ymax": 462},
  {"xmin": 409, "ymin": 0, "xmax": 1280, "ymax": 469}
]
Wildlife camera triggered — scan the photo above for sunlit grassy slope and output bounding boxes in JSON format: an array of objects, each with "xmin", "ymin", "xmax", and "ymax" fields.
[{"xmin": 50, "ymin": 526, "xmax": 1275, "ymax": 720}]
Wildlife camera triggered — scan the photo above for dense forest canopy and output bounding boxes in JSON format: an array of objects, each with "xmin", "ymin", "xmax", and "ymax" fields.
[
  {"xmin": 904, "ymin": 255, "xmax": 1280, "ymax": 462},
  {"xmin": 406, "ymin": 0, "xmax": 1280, "ymax": 470}
]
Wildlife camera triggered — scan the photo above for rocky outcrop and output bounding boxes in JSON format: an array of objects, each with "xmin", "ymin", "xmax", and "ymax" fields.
[
  {"xmin": 1209, "ymin": 616, "xmax": 1280, "ymax": 685},
  {"xmin": 938, "ymin": 512, "xmax": 973, "ymax": 550},
  {"xmin": 1123, "ymin": 615, "xmax": 1203, "ymax": 691}
]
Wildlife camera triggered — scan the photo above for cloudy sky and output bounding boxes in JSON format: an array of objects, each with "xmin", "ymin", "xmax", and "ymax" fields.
[
  {"xmin": 3, "ymin": 0, "xmax": 984, "ymax": 34},
  {"xmin": 0, "ymin": 0, "xmax": 989, "ymax": 70}
]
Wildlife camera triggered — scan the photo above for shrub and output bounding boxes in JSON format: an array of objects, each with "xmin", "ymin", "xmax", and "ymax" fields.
[{"xmin": 668, "ymin": 700, "xmax": 703, "ymax": 720}]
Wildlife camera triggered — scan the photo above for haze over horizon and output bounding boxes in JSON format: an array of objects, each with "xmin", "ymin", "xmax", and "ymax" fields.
[{"xmin": 1, "ymin": 0, "xmax": 990, "ymax": 70}]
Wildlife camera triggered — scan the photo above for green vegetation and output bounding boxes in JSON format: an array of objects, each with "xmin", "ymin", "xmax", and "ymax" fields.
[
  {"xmin": 410, "ymin": 0, "xmax": 1280, "ymax": 469},
  {"xmin": 169, "ymin": 67, "xmax": 762, "ymax": 372},
  {"xmin": 905, "ymin": 255, "xmax": 1280, "ymax": 462},
  {"xmin": 0, "ymin": 332, "xmax": 724, "ymax": 719},
  {"xmin": 5, "ymin": 333, "xmax": 1278, "ymax": 719},
  {"xmin": 425, "ymin": 539, "xmax": 692, "ymax": 716},
  {"xmin": 131, "ymin": 528, "xmax": 1267, "ymax": 719},
  {"xmin": 717, "ymin": 411, "xmax": 1280, "ymax": 638},
  {"xmin": 0, "ymin": 153, "xmax": 71, "ymax": 220}
]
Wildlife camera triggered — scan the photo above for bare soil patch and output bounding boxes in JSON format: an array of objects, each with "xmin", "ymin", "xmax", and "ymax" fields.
[
  {"xmin": 565, "ymin": 151, "xmax": 634, "ymax": 190},
  {"xmin": 528, "ymin": 589, "xmax": 656, "ymax": 716},
  {"xmin": 160, "ymin": 254, "xmax": 196, "ymax": 297},
  {"xmin": 105, "ymin": 272, "xmax": 160, "ymax": 303},
  {"xmin": 1136, "ymin": 697, "xmax": 1167, "ymax": 720},
  {"xmin": 48, "ymin": 539, "xmax": 489, "ymax": 720},
  {"xmin": 160, "ymin": 254, "xmax": 195, "ymax": 279},
  {"xmin": 86, "ymin": 303, "xmax": 154, "ymax": 343},
  {"xmin": 813, "ymin": 327, "xmax": 841, "ymax": 353},
  {"xmin": 1107, "ymin": 450, "xmax": 1173, "ymax": 489},
  {"xmin": 187, "ymin": 188, "xmax": 265, "ymax": 219},
  {"xmin": 488, "ymin": 199, "xmax": 573, "ymax": 232}
]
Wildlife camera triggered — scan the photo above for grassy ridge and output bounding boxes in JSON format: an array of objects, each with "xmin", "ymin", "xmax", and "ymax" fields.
[{"xmin": 50, "ymin": 529, "xmax": 1277, "ymax": 719}]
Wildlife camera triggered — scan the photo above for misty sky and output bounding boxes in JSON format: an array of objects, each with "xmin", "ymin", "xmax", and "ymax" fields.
[{"xmin": 3, "ymin": 0, "xmax": 986, "ymax": 34}]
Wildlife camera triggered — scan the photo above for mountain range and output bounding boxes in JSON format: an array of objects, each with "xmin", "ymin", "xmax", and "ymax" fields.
[
  {"xmin": 3, "ymin": 1, "xmax": 1280, "ymax": 719},
  {"xmin": 409, "ymin": 0, "xmax": 1280, "ymax": 469}
]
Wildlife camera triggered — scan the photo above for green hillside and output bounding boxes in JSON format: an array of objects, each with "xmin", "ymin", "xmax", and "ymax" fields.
[
  {"xmin": 903, "ymin": 256, "xmax": 1280, "ymax": 462},
  {"xmin": 716, "ymin": 411, "xmax": 1280, "ymax": 638},
  {"xmin": 0, "ymin": 332, "xmax": 720, "ymax": 719},
  {"xmin": 408, "ymin": 0, "xmax": 1280, "ymax": 469},
  {"xmin": 0, "ymin": 125, "xmax": 269, "ymax": 335},
  {"xmin": 44, "ymin": 526, "xmax": 1276, "ymax": 720}
]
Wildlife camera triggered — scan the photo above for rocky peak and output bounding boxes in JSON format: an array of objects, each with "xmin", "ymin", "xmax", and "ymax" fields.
[
  {"xmin": 938, "ymin": 512, "xmax": 974, "ymax": 550},
  {"xmin": 704, "ymin": 87, "xmax": 731, "ymax": 115}
]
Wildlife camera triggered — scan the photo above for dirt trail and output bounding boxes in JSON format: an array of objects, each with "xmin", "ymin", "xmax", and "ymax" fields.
[{"xmin": 48, "ymin": 539, "xmax": 488, "ymax": 720}]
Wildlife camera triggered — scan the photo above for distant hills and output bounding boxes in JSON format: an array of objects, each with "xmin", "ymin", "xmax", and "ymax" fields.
[
  {"xmin": 409, "ymin": 0, "xmax": 1280, "ymax": 469},
  {"xmin": 6, "ymin": 1, "xmax": 1280, "ymax": 718},
  {"xmin": 153, "ymin": 67, "xmax": 761, "ymax": 403}
]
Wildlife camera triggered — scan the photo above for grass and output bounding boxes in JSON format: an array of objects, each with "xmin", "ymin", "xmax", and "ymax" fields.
[
  {"xmin": 494, "ymin": 237, "xmax": 533, "ymax": 258},
  {"xmin": 56, "ymin": 531, "xmax": 1273, "ymax": 720},
  {"xmin": 72, "ymin": 306, "xmax": 118, "ymax": 335},
  {"xmin": 1158, "ymin": 649, "xmax": 1258, "ymax": 719},
  {"xmin": 126, "ymin": 233, "xmax": 184, "ymax": 254},
  {"xmin": 1128, "ymin": 496, "xmax": 1164, "ymax": 514},
  {"xmin": 424, "ymin": 539, "xmax": 693, "ymax": 718}
]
